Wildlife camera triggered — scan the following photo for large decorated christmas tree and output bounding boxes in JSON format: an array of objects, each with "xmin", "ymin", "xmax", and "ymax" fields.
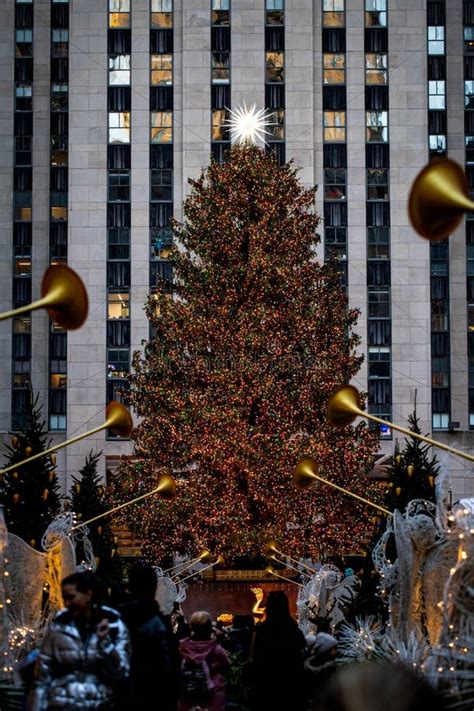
[
  {"xmin": 115, "ymin": 144, "xmax": 380, "ymax": 561},
  {"xmin": 0, "ymin": 392, "xmax": 60, "ymax": 548}
]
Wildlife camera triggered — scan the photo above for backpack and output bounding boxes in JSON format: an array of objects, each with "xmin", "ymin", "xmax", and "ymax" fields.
[{"xmin": 180, "ymin": 654, "xmax": 214, "ymax": 700}]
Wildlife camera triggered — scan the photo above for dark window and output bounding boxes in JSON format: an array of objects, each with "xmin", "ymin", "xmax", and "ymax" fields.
[
  {"xmin": 324, "ymin": 144, "xmax": 347, "ymax": 168},
  {"xmin": 150, "ymin": 86, "xmax": 173, "ymax": 111},
  {"xmin": 265, "ymin": 84, "xmax": 285, "ymax": 109},
  {"xmin": 432, "ymin": 388, "xmax": 450, "ymax": 413},
  {"xmin": 108, "ymin": 171, "xmax": 130, "ymax": 202},
  {"xmin": 15, "ymin": 58, "xmax": 33, "ymax": 82},
  {"xmin": 265, "ymin": 26, "xmax": 284, "ymax": 51},
  {"xmin": 323, "ymin": 86, "xmax": 346, "ymax": 110},
  {"xmin": 429, "ymin": 111, "xmax": 447, "ymax": 134},
  {"xmin": 150, "ymin": 202, "xmax": 173, "ymax": 228},
  {"xmin": 14, "ymin": 167, "xmax": 32, "ymax": 191},
  {"xmin": 324, "ymin": 202, "xmax": 347, "ymax": 227},
  {"xmin": 14, "ymin": 113, "xmax": 33, "ymax": 136},
  {"xmin": 151, "ymin": 169, "xmax": 172, "ymax": 201},
  {"xmin": 365, "ymin": 86, "xmax": 388, "ymax": 111},
  {"xmin": 367, "ymin": 202, "xmax": 390, "ymax": 227},
  {"xmin": 108, "ymin": 228, "xmax": 130, "ymax": 260},
  {"xmin": 50, "ymin": 167, "xmax": 67, "ymax": 192},
  {"xmin": 150, "ymin": 144, "xmax": 173, "ymax": 169},
  {"xmin": 211, "ymin": 85, "xmax": 230, "ymax": 110},
  {"xmin": 366, "ymin": 144, "xmax": 389, "ymax": 168},
  {"xmin": 368, "ymin": 285, "xmax": 390, "ymax": 315},
  {"xmin": 107, "ymin": 321, "xmax": 130, "ymax": 347},
  {"xmin": 50, "ymin": 333, "xmax": 67, "ymax": 359},
  {"xmin": 108, "ymin": 86, "xmax": 131, "ymax": 111},
  {"xmin": 108, "ymin": 29, "xmax": 131, "ymax": 54},
  {"xmin": 322, "ymin": 29, "xmax": 345, "ymax": 53},
  {"xmin": 364, "ymin": 28, "xmax": 388, "ymax": 52},
  {"xmin": 368, "ymin": 226, "xmax": 389, "ymax": 259},
  {"xmin": 428, "ymin": 2, "xmax": 446, "ymax": 25},
  {"xmin": 51, "ymin": 58, "xmax": 68, "ymax": 82},
  {"xmin": 51, "ymin": 4, "xmax": 68, "ymax": 27},
  {"xmin": 431, "ymin": 332, "xmax": 450, "ymax": 357},
  {"xmin": 150, "ymin": 261, "xmax": 173, "ymax": 290},
  {"xmin": 107, "ymin": 203, "xmax": 131, "ymax": 227},
  {"xmin": 429, "ymin": 56, "xmax": 446, "ymax": 80},
  {"xmin": 15, "ymin": 5, "xmax": 33, "ymax": 28},
  {"xmin": 211, "ymin": 27, "xmax": 230, "ymax": 51},
  {"xmin": 107, "ymin": 261, "xmax": 131, "ymax": 287},
  {"xmin": 368, "ymin": 320, "xmax": 391, "ymax": 346},
  {"xmin": 368, "ymin": 380, "xmax": 391, "ymax": 405},
  {"xmin": 12, "ymin": 333, "xmax": 31, "ymax": 358},
  {"xmin": 211, "ymin": 143, "xmax": 231, "ymax": 163},
  {"xmin": 13, "ymin": 278, "xmax": 31, "ymax": 305},
  {"xmin": 108, "ymin": 144, "xmax": 131, "ymax": 170}
]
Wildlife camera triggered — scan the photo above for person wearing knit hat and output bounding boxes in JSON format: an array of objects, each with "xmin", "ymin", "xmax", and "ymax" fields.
[{"xmin": 304, "ymin": 632, "xmax": 338, "ymax": 706}]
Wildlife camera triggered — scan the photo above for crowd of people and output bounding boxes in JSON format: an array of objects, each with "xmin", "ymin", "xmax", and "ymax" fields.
[{"xmin": 24, "ymin": 567, "xmax": 447, "ymax": 711}]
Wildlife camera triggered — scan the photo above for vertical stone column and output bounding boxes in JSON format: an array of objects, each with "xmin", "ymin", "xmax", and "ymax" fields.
[
  {"xmin": 286, "ymin": 0, "xmax": 314, "ymax": 189},
  {"xmin": 0, "ymin": 0, "xmax": 15, "ymax": 436},
  {"xmin": 389, "ymin": 0, "xmax": 431, "ymax": 432},
  {"xmin": 346, "ymin": 0, "xmax": 368, "ymax": 389},
  {"xmin": 67, "ymin": 0, "xmax": 109, "ymax": 483},
  {"xmin": 232, "ymin": 0, "xmax": 264, "ymax": 122}
]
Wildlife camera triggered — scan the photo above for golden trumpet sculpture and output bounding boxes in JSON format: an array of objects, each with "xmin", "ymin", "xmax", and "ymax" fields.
[
  {"xmin": 0, "ymin": 401, "xmax": 133, "ymax": 477},
  {"xmin": 264, "ymin": 540, "xmax": 316, "ymax": 575},
  {"xmin": 0, "ymin": 264, "xmax": 88, "ymax": 329},
  {"xmin": 293, "ymin": 458, "xmax": 391, "ymax": 516},
  {"xmin": 408, "ymin": 158, "xmax": 474, "ymax": 241},
  {"xmin": 264, "ymin": 566, "xmax": 303, "ymax": 587},
  {"xmin": 72, "ymin": 474, "xmax": 176, "ymax": 531},
  {"xmin": 176, "ymin": 555, "xmax": 225, "ymax": 584},
  {"xmin": 327, "ymin": 384, "xmax": 474, "ymax": 464},
  {"xmin": 168, "ymin": 550, "xmax": 212, "ymax": 578}
]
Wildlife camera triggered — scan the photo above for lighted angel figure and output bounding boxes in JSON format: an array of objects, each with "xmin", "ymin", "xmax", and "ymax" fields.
[{"xmin": 297, "ymin": 565, "xmax": 360, "ymax": 635}]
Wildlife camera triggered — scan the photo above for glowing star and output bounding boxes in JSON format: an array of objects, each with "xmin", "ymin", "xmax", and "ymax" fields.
[{"xmin": 225, "ymin": 103, "xmax": 273, "ymax": 145}]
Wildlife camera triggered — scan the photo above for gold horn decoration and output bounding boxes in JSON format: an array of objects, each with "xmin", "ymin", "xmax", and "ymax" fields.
[
  {"xmin": 165, "ymin": 549, "xmax": 211, "ymax": 576},
  {"xmin": 408, "ymin": 158, "xmax": 474, "ymax": 241},
  {"xmin": 263, "ymin": 540, "xmax": 316, "ymax": 575},
  {"xmin": 0, "ymin": 401, "xmax": 133, "ymax": 477},
  {"xmin": 71, "ymin": 475, "xmax": 177, "ymax": 531},
  {"xmin": 0, "ymin": 264, "xmax": 88, "ymax": 329},
  {"xmin": 293, "ymin": 457, "xmax": 391, "ymax": 516},
  {"xmin": 327, "ymin": 385, "xmax": 474, "ymax": 464},
  {"xmin": 175, "ymin": 556, "xmax": 223, "ymax": 585},
  {"xmin": 264, "ymin": 566, "xmax": 303, "ymax": 587}
]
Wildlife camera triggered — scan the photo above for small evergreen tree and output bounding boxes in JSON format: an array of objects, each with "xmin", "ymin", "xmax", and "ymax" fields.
[
  {"xmin": 70, "ymin": 451, "xmax": 117, "ymax": 588},
  {"xmin": 0, "ymin": 392, "xmax": 60, "ymax": 548},
  {"xmin": 385, "ymin": 402, "xmax": 440, "ymax": 513}
]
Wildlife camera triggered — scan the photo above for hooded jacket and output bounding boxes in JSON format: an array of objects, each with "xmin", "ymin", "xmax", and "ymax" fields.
[
  {"xmin": 177, "ymin": 637, "xmax": 230, "ymax": 711},
  {"xmin": 29, "ymin": 605, "xmax": 130, "ymax": 711}
]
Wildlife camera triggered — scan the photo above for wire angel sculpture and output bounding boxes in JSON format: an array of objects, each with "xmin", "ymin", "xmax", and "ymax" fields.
[{"xmin": 296, "ymin": 564, "xmax": 360, "ymax": 635}]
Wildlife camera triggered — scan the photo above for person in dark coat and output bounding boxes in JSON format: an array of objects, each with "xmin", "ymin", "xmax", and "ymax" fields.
[
  {"xmin": 118, "ymin": 565, "xmax": 173, "ymax": 711},
  {"xmin": 248, "ymin": 590, "xmax": 306, "ymax": 710}
]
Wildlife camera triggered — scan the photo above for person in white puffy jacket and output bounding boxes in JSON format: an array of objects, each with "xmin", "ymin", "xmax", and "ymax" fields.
[{"xmin": 29, "ymin": 571, "xmax": 130, "ymax": 711}]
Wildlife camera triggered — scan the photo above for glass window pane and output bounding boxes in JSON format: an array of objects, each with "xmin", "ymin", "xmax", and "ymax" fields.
[
  {"xmin": 109, "ymin": 12, "xmax": 130, "ymax": 28},
  {"xmin": 151, "ymin": 54, "xmax": 173, "ymax": 85},
  {"xmin": 266, "ymin": 52, "xmax": 284, "ymax": 82}
]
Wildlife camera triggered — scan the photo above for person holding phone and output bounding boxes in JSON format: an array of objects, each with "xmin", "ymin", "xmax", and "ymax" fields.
[{"xmin": 28, "ymin": 571, "xmax": 130, "ymax": 711}]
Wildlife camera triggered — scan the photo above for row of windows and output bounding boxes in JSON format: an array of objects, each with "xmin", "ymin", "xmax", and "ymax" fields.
[{"xmin": 466, "ymin": 7, "xmax": 474, "ymax": 426}]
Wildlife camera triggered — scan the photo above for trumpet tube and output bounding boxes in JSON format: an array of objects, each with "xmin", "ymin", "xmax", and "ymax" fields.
[
  {"xmin": 72, "ymin": 476, "xmax": 176, "ymax": 531},
  {"xmin": 163, "ymin": 555, "xmax": 203, "ymax": 576},
  {"xmin": 269, "ymin": 552, "xmax": 313, "ymax": 578},
  {"xmin": 175, "ymin": 558, "xmax": 221, "ymax": 584},
  {"xmin": 265, "ymin": 568, "xmax": 303, "ymax": 587},
  {"xmin": 273, "ymin": 548, "xmax": 317, "ymax": 575},
  {"xmin": 0, "ymin": 402, "xmax": 132, "ymax": 476}
]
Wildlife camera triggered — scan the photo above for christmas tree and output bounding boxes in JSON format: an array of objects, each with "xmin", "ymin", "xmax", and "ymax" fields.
[
  {"xmin": 70, "ymin": 451, "xmax": 120, "ymax": 592},
  {"xmin": 385, "ymin": 404, "xmax": 440, "ymax": 513},
  {"xmin": 0, "ymin": 392, "xmax": 60, "ymax": 548},
  {"xmin": 115, "ymin": 144, "xmax": 380, "ymax": 562}
]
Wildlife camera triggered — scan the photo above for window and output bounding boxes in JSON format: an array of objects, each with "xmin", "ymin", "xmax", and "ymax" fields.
[
  {"xmin": 151, "ymin": 54, "xmax": 173, "ymax": 85},
  {"xmin": 108, "ymin": 171, "xmax": 130, "ymax": 201},
  {"xmin": 151, "ymin": 227, "xmax": 173, "ymax": 260},
  {"xmin": 367, "ymin": 168, "xmax": 389, "ymax": 200},
  {"xmin": 13, "ymin": 317, "xmax": 31, "ymax": 333},
  {"xmin": 368, "ymin": 347, "xmax": 390, "ymax": 378},
  {"xmin": 432, "ymin": 413, "xmax": 449, "ymax": 429},
  {"xmin": 267, "ymin": 110, "xmax": 284, "ymax": 140},
  {"xmin": 51, "ymin": 207, "xmax": 67, "ymax": 221},
  {"xmin": 52, "ymin": 29, "xmax": 68, "ymax": 57},
  {"xmin": 266, "ymin": 51, "xmax": 284, "ymax": 82},
  {"xmin": 365, "ymin": 53, "xmax": 387, "ymax": 84},
  {"xmin": 368, "ymin": 226, "xmax": 389, "ymax": 259},
  {"xmin": 50, "ymin": 373, "xmax": 67, "ymax": 389},
  {"xmin": 14, "ymin": 259, "xmax": 31, "ymax": 276},
  {"xmin": 16, "ymin": 29, "xmax": 33, "ymax": 57},
  {"xmin": 151, "ymin": 111, "xmax": 172, "ymax": 143},
  {"xmin": 109, "ymin": 112, "xmax": 130, "ymax": 143},
  {"xmin": 108, "ymin": 292, "xmax": 130, "ymax": 319},
  {"xmin": 151, "ymin": 169, "xmax": 172, "ymax": 201},
  {"xmin": 325, "ymin": 227, "xmax": 347, "ymax": 260},
  {"xmin": 15, "ymin": 83, "xmax": 32, "ymax": 110},
  {"xmin": 109, "ymin": 55, "xmax": 130, "ymax": 85},
  {"xmin": 368, "ymin": 286, "xmax": 390, "ymax": 318},
  {"xmin": 211, "ymin": 110, "xmax": 230, "ymax": 141},
  {"xmin": 51, "ymin": 83, "xmax": 68, "ymax": 112},
  {"xmin": 324, "ymin": 111, "xmax": 346, "ymax": 141},
  {"xmin": 432, "ymin": 357, "xmax": 450, "ymax": 386},
  {"xmin": 428, "ymin": 80, "xmax": 445, "ymax": 109},
  {"xmin": 465, "ymin": 26, "xmax": 474, "ymax": 53},
  {"xmin": 107, "ymin": 349, "xmax": 130, "ymax": 379},
  {"xmin": 108, "ymin": 227, "xmax": 130, "ymax": 260},
  {"xmin": 366, "ymin": 110, "xmax": 388, "ymax": 142},
  {"xmin": 466, "ymin": 80, "xmax": 474, "ymax": 109},
  {"xmin": 266, "ymin": 0, "xmax": 283, "ymax": 25},
  {"xmin": 324, "ymin": 168, "xmax": 346, "ymax": 200},
  {"xmin": 428, "ymin": 26, "xmax": 444, "ymax": 55},
  {"xmin": 323, "ymin": 0, "xmax": 344, "ymax": 27},
  {"xmin": 152, "ymin": 0, "xmax": 173, "ymax": 28},
  {"xmin": 211, "ymin": 0, "xmax": 229, "ymax": 26},
  {"xmin": 365, "ymin": 0, "xmax": 386, "ymax": 27},
  {"xmin": 431, "ymin": 298, "xmax": 449, "ymax": 331},
  {"xmin": 212, "ymin": 51, "xmax": 230, "ymax": 83},
  {"xmin": 430, "ymin": 134, "xmax": 446, "ymax": 154},
  {"xmin": 323, "ymin": 54, "xmax": 345, "ymax": 84},
  {"xmin": 49, "ymin": 414, "xmax": 66, "ymax": 431},
  {"xmin": 109, "ymin": 0, "xmax": 130, "ymax": 28}
]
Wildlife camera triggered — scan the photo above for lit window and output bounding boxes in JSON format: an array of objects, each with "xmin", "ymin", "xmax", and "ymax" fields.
[
  {"xmin": 50, "ymin": 373, "xmax": 67, "ymax": 389},
  {"xmin": 15, "ymin": 84, "xmax": 32, "ymax": 97},
  {"xmin": 465, "ymin": 27, "xmax": 474, "ymax": 53},
  {"xmin": 266, "ymin": 0, "xmax": 283, "ymax": 25},
  {"xmin": 432, "ymin": 413, "xmax": 449, "ymax": 429},
  {"xmin": 365, "ymin": 53, "xmax": 387, "ymax": 85},
  {"xmin": 108, "ymin": 292, "xmax": 130, "ymax": 319},
  {"xmin": 323, "ymin": 0, "xmax": 344, "ymax": 27},
  {"xmin": 212, "ymin": 110, "xmax": 230, "ymax": 141},
  {"xmin": 13, "ymin": 317, "xmax": 31, "ymax": 333},
  {"xmin": 109, "ymin": 112, "xmax": 131, "ymax": 144},
  {"xmin": 367, "ymin": 227, "xmax": 389, "ymax": 259},
  {"xmin": 151, "ymin": 54, "xmax": 173, "ymax": 85},
  {"xmin": 14, "ymin": 259, "xmax": 31, "ymax": 276},
  {"xmin": 466, "ymin": 80, "xmax": 474, "ymax": 109},
  {"xmin": 109, "ymin": 0, "xmax": 130, "ymax": 25},
  {"xmin": 211, "ymin": 0, "xmax": 229, "ymax": 26},
  {"xmin": 51, "ymin": 207, "xmax": 68, "ymax": 221},
  {"xmin": 323, "ymin": 111, "xmax": 346, "ymax": 141},
  {"xmin": 109, "ymin": 55, "xmax": 131, "ymax": 86},
  {"xmin": 16, "ymin": 30, "xmax": 33, "ymax": 42},
  {"xmin": 212, "ymin": 51, "xmax": 230, "ymax": 84},
  {"xmin": 152, "ymin": 0, "xmax": 173, "ymax": 28},
  {"xmin": 365, "ymin": 0, "xmax": 386, "ymax": 27},
  {"xmin": 151, "ymin": 228, "xmax": 173, "ymax": 260},
  {"xmin": 151, "ymin": 112, "xmax": 173, "ymax": 143},
  {"xmin": 50, "ymin": 414, "xmax": 66, "ymax": 430},
  {"xmin": 107, "ymin": 349, "xmax": 130, "ymax": 379},
  {"xmin": 368, "ymin": 347, "xmax": 390, "ymax": 379},
  {"xmin": 430, "ymin": 135, "xmax": 446, "ymax": 153},
  {"xmin": 366, "ymin": 110, "xmax": 388, "ymax": 142},
  {"xmin": 429, "ymin": 80, "xmax": 445, "ymax": 109},
  {"xmin": 15, "ymin": 207, "xmax": 32, "ymax": 222},
  {"xmin": 325, "ymin": 226, "xmax": 347, "ymax": 260},
  {"xmin": 428, "ymin": 26, "xmax": 444, "ymax": 55},
  {"xmin": 323, "ymin": 54, "xmax": 345, "ymax": 84},
  {"xmin": 266, "ymin": 52, "xmax": 284, "ymax": 82}
]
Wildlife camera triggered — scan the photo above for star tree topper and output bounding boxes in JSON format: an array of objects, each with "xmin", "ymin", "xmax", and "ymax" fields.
[{"xmin": 225, "ymin": 102, "xmax": 274, "ymax": 145}]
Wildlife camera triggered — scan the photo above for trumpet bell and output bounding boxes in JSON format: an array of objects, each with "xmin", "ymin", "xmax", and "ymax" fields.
[
  {"xmin": 327, "ymin": 384, "xmax": 362, "ymax": 426},
  {"xmin": 156, "ymin": 475, "xmax": 176, "ymax": 500},
  {"xmin": 408, "ymin": 158, "xmax": 474, "ymax": 241},
  {"xmin": 216, "ymin": 554, "xmax": 225, "ymax": 566},
  {"xmin": 264, "ymin": 566, "xmax": 274, "ymax": 576},
  {"xmin": 293, "ymin": 458, "xmax": 319, "ymax": 489},
  {"xmin": 199, "ymin": 549, "xmax": 212, "ymax": 562},
  {"xmin": 105, "ymin": 401, "xmax": 133, "ymax": 437},
  {"xmin": 264, "ymin": 540, "xmax": 278, "ymax": 557},
  {"xmin": 41, "ymin": 264, "xmax": 88, "ymax": 330}
]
